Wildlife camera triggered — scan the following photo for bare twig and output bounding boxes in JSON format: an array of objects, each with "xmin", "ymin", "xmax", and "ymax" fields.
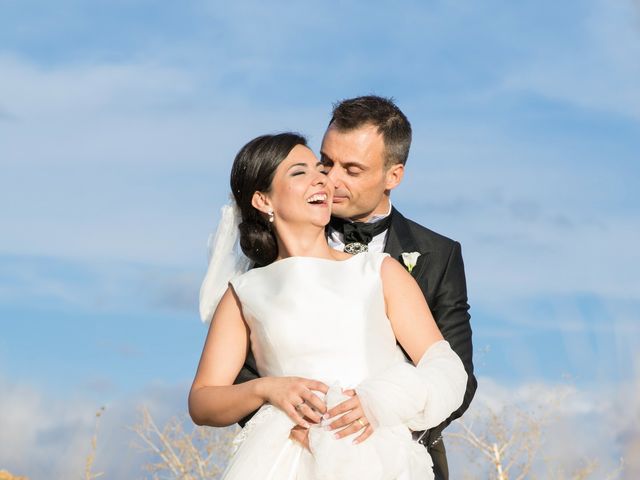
[
  {"xmin": 129, "ymin": 406, "xmax": 238, "ymax": 479},
  {"xmin": 84, "ymin": 406, "xmax": 106, "ymax": 480},
  {"xmin": 448, "ymin": 388, "xmax": 625, "ymax": 480}
]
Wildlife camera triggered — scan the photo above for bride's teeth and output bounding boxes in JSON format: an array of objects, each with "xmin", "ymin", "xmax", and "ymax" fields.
[{"xmin": 307, "ymin": 193, "xmax": 327, "ymax": 203}]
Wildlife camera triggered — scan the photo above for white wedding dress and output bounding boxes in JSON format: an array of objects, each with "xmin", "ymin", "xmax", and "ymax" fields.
[{"xmin": 222, "ymin": 252, "xmax": 465, "ymax": 480}]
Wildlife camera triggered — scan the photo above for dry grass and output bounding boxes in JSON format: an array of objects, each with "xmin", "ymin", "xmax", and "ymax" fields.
[
  {"xmin": 5, "ymin": 390, "xmax": 624, "ymax": 479},
  {"xmin": 448, "ymin": 401, "xmax": 624, "ymax": 480},
  {"xmin": 129, "ymin": 407, "xmax": 238, "ymax": 480},
  {"xmin": 449, "ymin": 407, "xmax": 541, "ymax": 480},
  {"xmin": 0, "ymin": 471, "xmax": 29, "ymax": 480},
  {"xmin": 84, "ymin": 406, "xmax": 106, "ymax": 480}
]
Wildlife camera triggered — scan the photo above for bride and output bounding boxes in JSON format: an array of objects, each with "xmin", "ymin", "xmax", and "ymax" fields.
[{"xmin": 189, "ymin": 132, "xmax": 467, "ymax": 479}]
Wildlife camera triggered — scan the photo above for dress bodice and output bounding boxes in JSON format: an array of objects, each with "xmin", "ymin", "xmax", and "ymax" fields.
[{"xmin": 230, "ymin": 252, "xmax": 406, "ymax": 387}]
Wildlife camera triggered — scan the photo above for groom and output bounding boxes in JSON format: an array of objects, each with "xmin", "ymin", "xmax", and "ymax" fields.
[
  {"xmin": 319, "ymin": 95, "xmax": 475, "ymax": 479},
  {"xmin": 237, "ymin": 96, "xmax": 476, "ymax": 479}
]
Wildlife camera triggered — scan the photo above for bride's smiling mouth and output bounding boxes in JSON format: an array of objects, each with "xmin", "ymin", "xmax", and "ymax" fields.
[{"xmin": 306, "ymin": 192, "xmax": 329, "ymax": 206}]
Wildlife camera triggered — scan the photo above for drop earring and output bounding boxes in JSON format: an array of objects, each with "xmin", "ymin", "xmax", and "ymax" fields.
[{"xmin": 268, "ymin": 210, "xmax": 274, "ymax": 223}]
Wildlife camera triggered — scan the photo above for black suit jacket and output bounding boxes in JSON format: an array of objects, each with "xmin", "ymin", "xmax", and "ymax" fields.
[{"xmin": 234, "ymin": 207, "xmax": 476, "ymax": 447}]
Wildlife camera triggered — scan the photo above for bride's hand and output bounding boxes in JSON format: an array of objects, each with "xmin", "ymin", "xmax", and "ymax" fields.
[
  {"xmin": 259, "ymin": 377, "xmax": 329, "ymax": 428},
  {"xmin": 325, "ymin": 389, "xmax": 373, "ymax": 444}
]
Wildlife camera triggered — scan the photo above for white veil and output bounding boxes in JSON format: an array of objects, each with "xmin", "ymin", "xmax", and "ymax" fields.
[{"xmin": 199, "ymin": 198, "xmax": 252, "ymax": 323}]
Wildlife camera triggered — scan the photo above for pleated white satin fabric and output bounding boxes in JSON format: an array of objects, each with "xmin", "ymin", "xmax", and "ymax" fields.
[{"xmin": 223, "ymin": 252, "xmax": 466, "ymax": 480}]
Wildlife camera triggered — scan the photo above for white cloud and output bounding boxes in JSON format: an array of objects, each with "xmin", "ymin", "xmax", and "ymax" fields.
[
  {"xmin": 0, "ymin": 54, "xmax": 196, "ymax": 119},
  {"xmin": 502, "ymin": 0, "xmax": 640, "ymax": 120},
  {"xmin": 398, "ymin": 153, "xmax": 640, "ymax": 303},
  {"xmin": 0, "ymin": 53, "xmax": 330, "ymax": 267},
  {"xmin": 0, "ymin": 254, "xmax": 205, "ymax": 321},
  {"xmin": 0, "ymin": 52, "xmax": 327, "ymax": 168},
  {"xmin": 0, "ymin": 375, "xmax": 96, "ymax": 478},
  {"xmin": 0, "ymin": 375, "xmax": 228, "ymax": 479},
  {"xmin": 446, "ymin": 375, "xmax": 640, "ymax": 479}
]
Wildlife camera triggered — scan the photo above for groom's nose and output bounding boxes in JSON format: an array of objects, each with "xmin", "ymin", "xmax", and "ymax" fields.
[{"xmin": 327, "ymin": 167, "xmax": 342, "ymax": 188}]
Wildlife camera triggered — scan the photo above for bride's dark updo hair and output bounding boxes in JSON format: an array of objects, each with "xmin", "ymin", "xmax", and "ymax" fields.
[{"xmin": 230, "ymin": 132, "xmax": 308, "ymax": 266}]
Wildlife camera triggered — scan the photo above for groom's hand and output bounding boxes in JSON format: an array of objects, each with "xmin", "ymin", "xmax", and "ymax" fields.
[{"xmin": 325, "ymin": 389, "xmax": 373, "ymax": 443}]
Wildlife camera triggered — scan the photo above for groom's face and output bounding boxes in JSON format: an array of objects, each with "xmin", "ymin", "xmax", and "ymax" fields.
[{"xmin": 320, "ymin": 124, "xmax": 403, "ymax": 222}]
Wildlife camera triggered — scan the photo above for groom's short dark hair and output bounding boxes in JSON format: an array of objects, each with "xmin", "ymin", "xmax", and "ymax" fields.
[{"xmin": 329, "ymin": 95, "xmax": 412, "ymax": 167}]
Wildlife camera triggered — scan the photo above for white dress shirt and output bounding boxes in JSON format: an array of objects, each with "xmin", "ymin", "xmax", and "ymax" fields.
[{"xmin": 327, "ymin": 204, "xmax": 393, "ymax": 254}]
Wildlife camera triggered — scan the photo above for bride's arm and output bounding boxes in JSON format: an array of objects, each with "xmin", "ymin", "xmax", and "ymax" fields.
[
  {"xmin": 381, "ymin": 257, "xmax": 444, "ymax": 362},
  {"xmin": 189, "ymin": 287, "xmax": 328, "ymax": 428},
  {"xmin": 351, "ymin": 256, "xmax": 467, "ymax": 431},
  {"xmin": 189, "ymin": 287, "xmax": 263, "ymax": 426}
]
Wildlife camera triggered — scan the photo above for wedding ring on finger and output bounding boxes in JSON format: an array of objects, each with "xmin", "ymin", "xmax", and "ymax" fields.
[
  {"xmin": 357, "ymin": 418, "xmax": 367, "ymax": 428},
  {"xmin": 294, "ymin": 401, "xmax": 305, "ymax": 411}
]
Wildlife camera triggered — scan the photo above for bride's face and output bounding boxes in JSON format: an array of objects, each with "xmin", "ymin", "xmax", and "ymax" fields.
[{"xmin": 258, "ymin": 145, "xmax": 333, "ymax": 228}]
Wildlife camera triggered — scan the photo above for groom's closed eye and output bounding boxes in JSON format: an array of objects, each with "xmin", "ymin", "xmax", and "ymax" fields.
[
  {"xmin": 317, "ymin": 162, "xmax": 329, "ymax": 175},
  {"xmin": 337, "ymin": 162, "xmax": 366, "ymax": 176}
]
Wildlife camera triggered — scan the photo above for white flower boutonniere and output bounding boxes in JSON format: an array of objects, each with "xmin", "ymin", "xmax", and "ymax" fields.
[{"xmin": 401, "ymin": 251, "xmax": 421, "ymax": 273}]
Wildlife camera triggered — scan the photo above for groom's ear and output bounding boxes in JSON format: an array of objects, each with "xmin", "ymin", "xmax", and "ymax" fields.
[
  {"xmin": 384, "ymin": 163, "xmax": 404, "ymax": 191},
  {"xmin": 251, "ymin": 191, "xmax": 272, "ymax": 214}
]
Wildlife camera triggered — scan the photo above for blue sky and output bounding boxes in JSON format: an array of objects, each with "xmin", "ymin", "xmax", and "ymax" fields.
[{"xmin": 1, "ymin": 0, "xmax": 639, "ymax": 477}]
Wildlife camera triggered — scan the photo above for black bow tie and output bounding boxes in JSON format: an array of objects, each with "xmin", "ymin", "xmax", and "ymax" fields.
[{"xmin": 330, "ymin": 214, "xmax": 393, "ymax": 246}]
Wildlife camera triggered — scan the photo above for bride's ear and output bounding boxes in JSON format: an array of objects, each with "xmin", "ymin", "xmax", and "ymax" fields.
[{"xmin": 251, "ymin": 191, "xmax": 272, "ymax": 215}]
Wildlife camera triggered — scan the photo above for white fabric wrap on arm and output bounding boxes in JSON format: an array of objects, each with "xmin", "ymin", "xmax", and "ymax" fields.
[{"xmin": 356, "ymin": 340, "xmax": 467, "ymax": 431}]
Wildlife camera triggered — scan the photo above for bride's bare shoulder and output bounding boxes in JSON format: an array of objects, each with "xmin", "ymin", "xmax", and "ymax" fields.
[{"xmin": 380, "ymin": 255, "xmax": 413, "ymax": 283}]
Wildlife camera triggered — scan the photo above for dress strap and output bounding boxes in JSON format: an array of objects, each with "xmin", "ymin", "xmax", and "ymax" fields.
[{"xmin": 366, "ymin": 251, "xmax": 391, "ymax": 273}]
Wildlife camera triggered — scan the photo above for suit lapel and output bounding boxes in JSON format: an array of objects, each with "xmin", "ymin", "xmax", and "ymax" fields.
[
  {"xmin": 385, "ymin": 207, "xmax": 419, "ymax": 258},
  {"xmin": 385, "ymin": 207, "xmax": 430, "ymax": 280}
]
